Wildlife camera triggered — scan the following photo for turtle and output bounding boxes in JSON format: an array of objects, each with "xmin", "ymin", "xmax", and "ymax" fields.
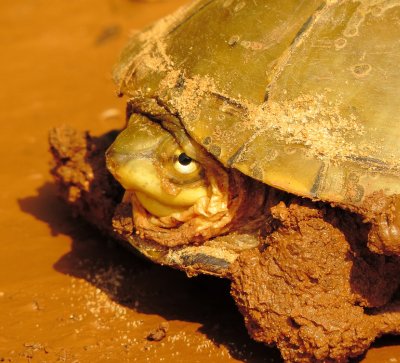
[
  {"xmin": 101, "ymin": 0, "xmax": 400, "ymax": 361},
  {"xmin": 106, "ymin": 0, "xmax": 400, "ymax": 271}
]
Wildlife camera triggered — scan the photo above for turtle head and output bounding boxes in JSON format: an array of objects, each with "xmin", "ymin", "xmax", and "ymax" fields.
[
  {"xmin": 106, "ymin": 114, "xmax": 208, "ymax": 217},
  {"xmin": 106, "ymin": 113, "xmax": 267, "ymax": 247}
]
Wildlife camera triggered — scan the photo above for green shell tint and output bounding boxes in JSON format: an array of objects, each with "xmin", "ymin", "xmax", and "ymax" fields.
[{"xmin": 114, "ymin": 0, "xmax": 400, "ymax": 207}]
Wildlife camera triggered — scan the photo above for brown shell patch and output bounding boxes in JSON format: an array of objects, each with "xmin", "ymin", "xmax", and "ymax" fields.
[
  {"xmin": 351, "ymin": 63, "xmax": 372, "ymax": 78},
  {"xmin": 209, "ymin": 144, "xmax": 222, "ymax": 158}
]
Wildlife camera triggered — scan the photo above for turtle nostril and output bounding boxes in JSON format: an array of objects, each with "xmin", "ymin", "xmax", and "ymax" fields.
[
  {"xmin": 105, "ymin": 149, "xmax": 126, "ymax": 174},
  {"xmin": 106, "ymin": 145, "xmax": 129, "ymax": 161}
]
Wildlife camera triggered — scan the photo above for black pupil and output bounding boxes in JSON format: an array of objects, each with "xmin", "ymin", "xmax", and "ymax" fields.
[{"xmin": 178, "ymin": 153, "xmax": 192, "ymax": 166}]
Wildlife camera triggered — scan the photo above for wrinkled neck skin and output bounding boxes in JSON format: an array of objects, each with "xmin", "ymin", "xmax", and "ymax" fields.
[
  {"xmin": 131, "ymin": 161, "xmax": 270, "ymax": 247},
  {"xmin": 107, "ymin": 106, "xmax": 272, "ymax": 248}
]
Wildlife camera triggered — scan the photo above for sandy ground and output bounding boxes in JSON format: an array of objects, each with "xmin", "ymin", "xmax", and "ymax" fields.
[{"xmin": 0, "ymin": 1, "xmax": 400, "ymax": 362}]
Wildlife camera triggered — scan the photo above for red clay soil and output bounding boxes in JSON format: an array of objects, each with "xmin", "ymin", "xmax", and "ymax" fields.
[{"xmin": 1, "ymin": 1, "xmax": 400, "ymax": 363}]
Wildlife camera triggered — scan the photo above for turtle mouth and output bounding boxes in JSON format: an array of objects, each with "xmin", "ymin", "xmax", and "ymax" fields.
[{"xmin": 134, "ymin": 191, "xmax": 187, "ymax": 217}]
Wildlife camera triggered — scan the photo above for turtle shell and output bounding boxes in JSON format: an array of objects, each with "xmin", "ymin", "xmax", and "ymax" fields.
[{"xmin": 114, "ymin": 0, "xmax": 400, "ymax": 208}]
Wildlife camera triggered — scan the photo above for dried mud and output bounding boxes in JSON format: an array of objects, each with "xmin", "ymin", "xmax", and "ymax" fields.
[
  {"xmin": 231, "ymin": 201, "xmax": 400, "ymax": 362},
  {"xmin": 1, "ymin": 0, "xmax": 400, "ymax": 362}
]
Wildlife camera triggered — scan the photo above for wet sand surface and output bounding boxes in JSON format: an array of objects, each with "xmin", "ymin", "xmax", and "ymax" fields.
[{"xmin": 0, "ymin": 1, "xmax": 399, "ymax": 362}]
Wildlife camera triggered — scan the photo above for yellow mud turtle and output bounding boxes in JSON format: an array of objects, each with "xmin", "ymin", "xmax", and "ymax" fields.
[
  {"xmin": 49, "ymin": 1, "xmax": 400, "ymax": 361},
  {"xmin": 106, "ymin": 0, "xmax": 400, "ymax": 271}
]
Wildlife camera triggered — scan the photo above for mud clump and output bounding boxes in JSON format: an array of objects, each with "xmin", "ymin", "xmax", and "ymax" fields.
[
  {"xmin": 230, "ymin": 201, "xmax": 400, "ymax": 362},
  {"xmin": 146, "ymin": 322, "xmax": 169, "ymax": 342},
  {"xmin": 360, "ymin": 193, "xmax": 400, "ymax": 256},
  {"xmin": 50, "ymin": 127, "xmax": 400, "ymax": 362},
  {"xmin": 49, "ymin": 126, "xmax": 124, "ymax": 237}
]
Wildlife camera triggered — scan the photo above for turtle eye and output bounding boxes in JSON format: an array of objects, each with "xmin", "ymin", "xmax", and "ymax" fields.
[
  {"xmin": 156, "ymin": 138, "xmax": 204, "ymax": 185},
  {"xmin": 173, "ymin": 153, "xmax": 200, "ymax": 174}
]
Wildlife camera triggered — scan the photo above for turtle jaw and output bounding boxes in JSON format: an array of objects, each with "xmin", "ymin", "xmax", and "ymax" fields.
[{"xmin": 134, "ymin": 191, "xmax": 187, "ymax": 217}]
